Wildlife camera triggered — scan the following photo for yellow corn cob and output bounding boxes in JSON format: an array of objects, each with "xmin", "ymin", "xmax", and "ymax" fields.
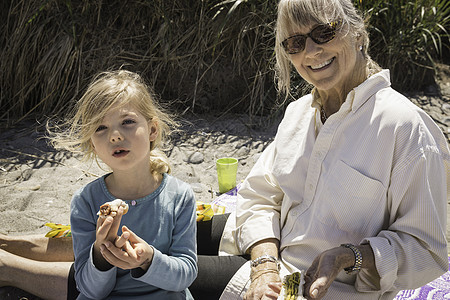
[{"xmin": 283, "ymin": 272, "xmax": 301, "ymax": 300}]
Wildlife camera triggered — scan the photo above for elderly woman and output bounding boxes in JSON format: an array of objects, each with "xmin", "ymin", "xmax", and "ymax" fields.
[{"xmin": 220, "ymin": 0, "xmax": 450, "ymax": 299}]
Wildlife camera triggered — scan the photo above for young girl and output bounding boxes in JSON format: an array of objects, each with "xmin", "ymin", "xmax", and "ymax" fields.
[{"xmin": 49, "ymin": 70, "xmax": 197, "ymax": 299}]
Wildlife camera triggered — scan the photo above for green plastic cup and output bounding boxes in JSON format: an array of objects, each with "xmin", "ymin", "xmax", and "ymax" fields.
[{"xmin": 216, "ymin": 157, "xmax": 238, "ymax": 193}]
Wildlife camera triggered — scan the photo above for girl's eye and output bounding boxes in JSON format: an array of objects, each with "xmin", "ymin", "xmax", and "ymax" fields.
[
  {"xmin": 96, "ymin": 125, "xmax": 107, "ymax": 132},
  {"xmin": 123, "ymin": 119, "xmax": 136, "ymax": 125}
]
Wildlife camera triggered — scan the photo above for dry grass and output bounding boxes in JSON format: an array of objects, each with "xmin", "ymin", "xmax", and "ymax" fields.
[
  {"xmin": 0, "ymin": 0, "xmax": 448, "ymax": 127},
  {"xmin": 0, "ymin": 0, "xmax": 279, "ymax": 126}
]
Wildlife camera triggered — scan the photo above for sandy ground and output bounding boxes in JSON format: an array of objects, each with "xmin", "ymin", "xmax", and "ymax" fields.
[{"xmin": 0, "ymin": 113, "xmax": 278, "ymax": 237}]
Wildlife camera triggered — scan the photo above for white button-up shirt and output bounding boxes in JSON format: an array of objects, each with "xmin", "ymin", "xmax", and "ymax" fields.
[{"xmin": 228, "ymin": 70, "xmax": 449, "ymax": 299}]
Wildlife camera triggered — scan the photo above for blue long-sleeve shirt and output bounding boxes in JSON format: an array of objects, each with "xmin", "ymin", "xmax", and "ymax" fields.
[{"xmin": 70, "ymin": 173, "xmax": 197, "ymax": 300}]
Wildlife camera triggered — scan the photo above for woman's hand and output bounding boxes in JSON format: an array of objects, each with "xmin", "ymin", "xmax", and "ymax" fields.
[
  {"xmin": 100, "ymin": 226, "xmax": 154, "ymax": 271},
  {"xmin": 303, "ymin": 248, "xmax": 344, "ymax": 299},
  {"xmin": 245, "ymin": 238, "xmax": 281, "ymax": 299},
  {"xmin": 244, "ymin": 271, "xmax": 281, "ymax": 300},
  {"xmin": 304, "ymin": 244, "xmax": 375, "ymax": 299}
]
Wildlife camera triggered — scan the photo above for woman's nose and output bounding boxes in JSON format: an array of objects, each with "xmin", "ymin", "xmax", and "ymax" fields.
[{"xmin": 304, "ymin": 37, "xmax": 323, "ymax": 57}]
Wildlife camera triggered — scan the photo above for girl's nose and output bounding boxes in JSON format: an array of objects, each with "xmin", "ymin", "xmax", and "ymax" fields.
[{"xmin": 110, "ymin": 130, "xmax": 123, "ymax": 143}]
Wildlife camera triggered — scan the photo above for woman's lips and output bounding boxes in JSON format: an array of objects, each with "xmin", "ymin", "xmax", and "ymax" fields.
[{"xmin": 309, "ymin": 57, "xmax": 334, "ymax": 71}]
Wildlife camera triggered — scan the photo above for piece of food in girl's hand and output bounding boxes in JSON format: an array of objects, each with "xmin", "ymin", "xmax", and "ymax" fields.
[
  {"xmin": 278, "ymin": 271, "xmax": 306, "ymax": 300},
  {"xmin": 97, "ymin": 199, "xmax": 129, "ymax": 218}
]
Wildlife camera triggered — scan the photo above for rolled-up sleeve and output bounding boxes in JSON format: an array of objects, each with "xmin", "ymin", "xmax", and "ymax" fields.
[{"xmin": 236, "ymin": 142, "xmax": 284, "ymax": 253}]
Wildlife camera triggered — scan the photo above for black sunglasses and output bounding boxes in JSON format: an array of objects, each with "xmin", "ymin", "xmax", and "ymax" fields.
[{"xmin": 281, "ymin": 21, "xmax": 341, "ymax": 54}]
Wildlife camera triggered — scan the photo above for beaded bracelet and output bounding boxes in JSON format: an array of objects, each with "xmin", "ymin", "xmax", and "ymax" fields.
[{"xmin": 250, "ymin": 255, "xmax": 280, "ymax": 270}]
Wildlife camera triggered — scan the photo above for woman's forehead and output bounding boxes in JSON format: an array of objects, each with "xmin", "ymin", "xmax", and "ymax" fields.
[
  {"xmin": 283, "ymin": 18, "xmax": 328, "ymax": 39},
  {"xmin": 281, "ymin": 12, "xmax": 331, "ymax": 36},
  {"xmin": 278, "ymin": 0, "xmax": 341, "ymax": 33},
  {"xmin": 289, "ymin": 22, "xmax": 316, "ymax": 34}
]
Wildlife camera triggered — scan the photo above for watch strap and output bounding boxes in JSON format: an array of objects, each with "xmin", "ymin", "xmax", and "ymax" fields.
[{"xmin": 340, "ymin": 243, "xmax": 362, "ymax": 274}]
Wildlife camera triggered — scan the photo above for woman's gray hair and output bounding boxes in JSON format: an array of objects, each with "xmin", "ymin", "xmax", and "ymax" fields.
[{"xmin": 275, "ymin": 0, "xmax": 380, "ymax": 95}]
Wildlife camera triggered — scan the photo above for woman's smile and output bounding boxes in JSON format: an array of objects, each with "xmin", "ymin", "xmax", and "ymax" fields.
[{"xmin": 309, "ymin": 57, "xmax": 335, "ymax": 71}]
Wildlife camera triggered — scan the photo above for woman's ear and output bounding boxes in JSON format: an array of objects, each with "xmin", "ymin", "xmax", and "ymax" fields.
[
  {"xmin": 355, "ymin": 33, "xmax": 364, "ymax": 50},
  {"xmin": 148, "ymin": 121, "xmax": 158, "ymax": 141}
]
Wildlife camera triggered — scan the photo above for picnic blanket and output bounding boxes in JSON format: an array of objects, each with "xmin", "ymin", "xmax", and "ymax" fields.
[{"xmin": 394, "ymin": 256, "xmax": 450, "ymax": 299}]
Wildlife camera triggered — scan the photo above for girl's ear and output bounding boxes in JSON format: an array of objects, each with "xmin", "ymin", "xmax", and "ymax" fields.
[
  {"xmin": 90, "ymin": 139, "xmax": 96, "ymax": 153},
  {"xmin": 148, "ymin": 121, "xmax": 158, "ymax": 141}
]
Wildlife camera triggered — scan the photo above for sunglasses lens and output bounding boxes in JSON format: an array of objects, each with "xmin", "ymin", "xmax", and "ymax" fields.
[
  {"xmin": 282, "ymin": 22, "xmax": 339, "ymax": 54},
  {"xmin": 311, "ymin": 25, "xmax": 336, "ymax": 44},
  {"xmin": 282, "ymin": 35, "xmax": 306, "ymax": 54}
]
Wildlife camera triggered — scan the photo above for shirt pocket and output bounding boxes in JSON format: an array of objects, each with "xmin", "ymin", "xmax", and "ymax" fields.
[{"xmin": 316, "ymin": 160, "xmax": 386, "ymax": 234}]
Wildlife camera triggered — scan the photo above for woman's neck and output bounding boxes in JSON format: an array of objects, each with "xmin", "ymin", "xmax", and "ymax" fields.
[
  {"xmin": 105, "ymin": 169, "xmax": 163, "ymax": 200},
  {"xmin": 318, "ymin": 60, "xmax": 369, "ymax": 117}
]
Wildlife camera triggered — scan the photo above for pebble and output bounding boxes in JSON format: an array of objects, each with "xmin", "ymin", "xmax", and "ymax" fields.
[
  {"xmin": 188, "ymin": 152, "xmax": 204, "ymax": 164},
  {"xmin": 30, "ymin": 184, "xmax": 41, "ymax": 191},
  {"xmin": 442, "ymin": 103, "xmax": 450, "ymax": 112},
  {"xmin": 216, "ymin": 135, "xmax": 227, "ymax": 144},
  {"xmin": 235, "ymin": 146, "xmax": 250, "ymax": 158}
]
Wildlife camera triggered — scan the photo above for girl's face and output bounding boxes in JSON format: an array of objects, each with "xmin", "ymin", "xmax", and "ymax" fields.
[
  {"xmin": 287, "ymin": 23, "xmax": 362, "ymax": 94},
  {"xmin": 90, "ymin": 103, "xmax": 157, "ymax": 173}
]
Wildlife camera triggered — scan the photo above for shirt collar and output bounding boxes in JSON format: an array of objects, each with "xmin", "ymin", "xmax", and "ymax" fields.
[
  {"xmin": 310, "ymin": 69, "xmax": 391, "ymax": 114},
  {"xmin": 350, "ymin": 69, "xmax": 391, "ymax": 114}
]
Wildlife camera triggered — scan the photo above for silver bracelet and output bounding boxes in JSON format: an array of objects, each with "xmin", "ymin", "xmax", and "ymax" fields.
[
  {"xmin": 340, "ymin": 243, "xmax": 363, "ymax": 274},
  {"xmin": 250, "ymin": 255, "xmax": 280, "ymax": 270}
]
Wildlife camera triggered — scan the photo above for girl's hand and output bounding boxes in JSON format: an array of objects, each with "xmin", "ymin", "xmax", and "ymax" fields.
[
  {"xmin": 244, "ymin": 271, "xmax": 281, "ymax": 300},
  {"xmin": 95, "ymin": 206, "xmax": 124, "ymax": 245},
  {"xmin": 100, "ymin": 226, "xmax": 154, "ymax": 271},
  {"xmin": 92, "ymin": 206, "xmax": 124, "ymax": 270}
]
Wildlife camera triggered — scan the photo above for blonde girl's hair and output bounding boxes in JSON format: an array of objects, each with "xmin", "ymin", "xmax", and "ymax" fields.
[
  {"xmin": 48, "ymin": 70, "xmax": 178, "ymax": 174},
  {"xmin": 275, "ymin": 0, "xmax": 381, "ymax": 96}
]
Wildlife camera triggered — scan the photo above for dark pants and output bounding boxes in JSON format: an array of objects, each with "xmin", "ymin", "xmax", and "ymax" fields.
[
  {"xmin": 68, "ymin": 213, "xmax": 249, "ymax": 300},
  {"xmin": 190, "ymin": 213, "xmax": 249, "ymax": 300}
]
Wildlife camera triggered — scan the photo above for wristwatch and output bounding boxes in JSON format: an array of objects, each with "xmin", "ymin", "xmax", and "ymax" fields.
[{"xmin": 340, "ymin": 243, "xmax": 362, "ymax": 274}]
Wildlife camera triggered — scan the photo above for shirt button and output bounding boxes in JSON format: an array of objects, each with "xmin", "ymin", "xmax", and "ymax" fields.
[{"xmin": 309, "ymin": 184, "xmax": 314, "ymax": 191}]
